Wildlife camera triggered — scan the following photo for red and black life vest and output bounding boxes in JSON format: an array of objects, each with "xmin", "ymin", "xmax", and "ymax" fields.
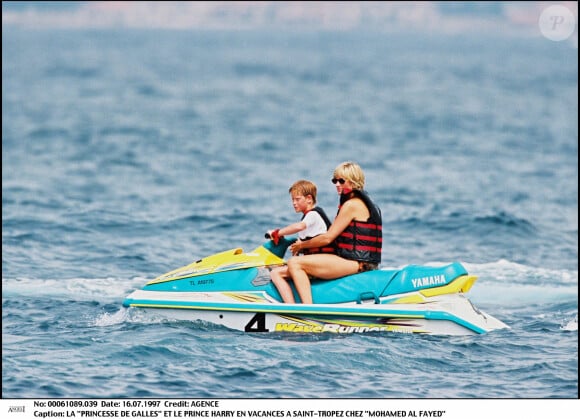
[
  {"xmin": 300, "ymin": 206, "xmax": 335, "ymax": 255},
  {"xmin": 334, "ymin": 190, "xmax": 382, "ymax": 263}
]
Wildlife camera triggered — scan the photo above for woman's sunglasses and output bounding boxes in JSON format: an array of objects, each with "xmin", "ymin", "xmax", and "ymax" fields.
[{"xmin": 331, "ymin": 178, "xmax": 346, "ymax": 185}]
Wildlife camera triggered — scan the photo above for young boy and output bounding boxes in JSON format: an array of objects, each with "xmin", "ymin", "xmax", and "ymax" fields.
[{"xmin": 267, "ymin": 180, "xmax": 332, "ymax": 303}]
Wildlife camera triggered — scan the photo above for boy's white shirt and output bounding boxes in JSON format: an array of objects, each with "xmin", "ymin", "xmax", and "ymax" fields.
[{"xmin": 298, "ymin": 211, "xmax": 328, "ymax": 240}]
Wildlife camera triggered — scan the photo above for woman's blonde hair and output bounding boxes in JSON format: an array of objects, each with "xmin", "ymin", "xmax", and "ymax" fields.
[{"xmin": 333, "ymin": 161, "xmax": 365, "ymax": 190}]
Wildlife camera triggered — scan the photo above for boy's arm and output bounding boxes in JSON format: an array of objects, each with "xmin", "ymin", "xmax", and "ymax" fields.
[{"xmin": 269, "ymin": 221, "xmax": 307, "ymax": 238}]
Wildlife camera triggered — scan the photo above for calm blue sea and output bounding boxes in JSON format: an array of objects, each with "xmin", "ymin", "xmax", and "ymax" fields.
[{"xmin": 2, "ymin": 27, "xmax": 578, "ymax": 402}]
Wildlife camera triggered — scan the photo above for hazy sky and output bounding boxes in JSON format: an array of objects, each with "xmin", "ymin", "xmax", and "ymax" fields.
[{"xmin": 1, "ymin": 1, "xmax": 577, "ymax": 42}]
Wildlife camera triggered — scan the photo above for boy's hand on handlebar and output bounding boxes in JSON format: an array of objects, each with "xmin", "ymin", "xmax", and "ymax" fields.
[{"xmin": 266, "ymin": 229, "xmax": 281, "ymax": 245}]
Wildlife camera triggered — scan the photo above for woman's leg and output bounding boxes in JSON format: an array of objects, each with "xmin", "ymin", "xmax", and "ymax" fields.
[
  {"xmin": 287, "ymin": 254, "xmax": 359, "ymax": 304},
  {"xmin": 270, "ymin": 266, "xmax": 296, "ymax": 304}
]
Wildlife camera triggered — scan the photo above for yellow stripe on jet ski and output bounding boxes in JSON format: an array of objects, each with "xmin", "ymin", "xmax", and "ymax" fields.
[
  {"xmin": 223, "ymin": 292, "xmax": 267, "ymax": 303},
  {"xmin": 149, "ymin": 246, "xmax": 286, "ymax": 284},
  {"xmin": 391, "ymin": 275, "xmax": 478, "ymax": 304}
]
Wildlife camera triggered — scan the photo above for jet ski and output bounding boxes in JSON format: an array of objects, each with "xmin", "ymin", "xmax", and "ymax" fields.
[{"xmin": 122, "ymin": 237, "xmax": 509, "ymax": 335}]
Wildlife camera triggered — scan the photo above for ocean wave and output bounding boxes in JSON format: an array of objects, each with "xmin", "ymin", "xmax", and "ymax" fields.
[{"xmin": 561, "ymin": 314, "xmax": 578, "ymax": 332}]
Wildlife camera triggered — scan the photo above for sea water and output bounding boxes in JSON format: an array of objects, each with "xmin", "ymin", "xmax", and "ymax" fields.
[{"xmin": 2, "ymin": 28, "xmax": 577, "ymax": 402}]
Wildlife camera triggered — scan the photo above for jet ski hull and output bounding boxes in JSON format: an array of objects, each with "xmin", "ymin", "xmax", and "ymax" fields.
[{"xmin": 123, "ymin": 289, "xmax": 508, "ymax": 335}]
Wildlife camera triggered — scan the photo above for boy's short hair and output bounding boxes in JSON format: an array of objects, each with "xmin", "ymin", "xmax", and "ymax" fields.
[{"xmin": 289, "ymin": 180, "xmax": 318, "ymax": 204}]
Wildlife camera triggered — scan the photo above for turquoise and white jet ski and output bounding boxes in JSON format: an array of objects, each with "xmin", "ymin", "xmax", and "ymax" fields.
[{"xmin": 123, "ymin": 237, "xmax": 509, "ymax": 335}]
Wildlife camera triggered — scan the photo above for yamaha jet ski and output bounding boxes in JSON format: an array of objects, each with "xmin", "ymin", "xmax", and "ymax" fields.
[{"xmin": 122, "ymin": 237, "xmax": 509, "ymax": 335}]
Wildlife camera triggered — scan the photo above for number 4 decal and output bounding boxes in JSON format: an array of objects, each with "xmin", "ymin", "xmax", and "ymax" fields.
[{"xmin": 245, "ymin": 313, "xmax": 269, "ymax": 332}]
